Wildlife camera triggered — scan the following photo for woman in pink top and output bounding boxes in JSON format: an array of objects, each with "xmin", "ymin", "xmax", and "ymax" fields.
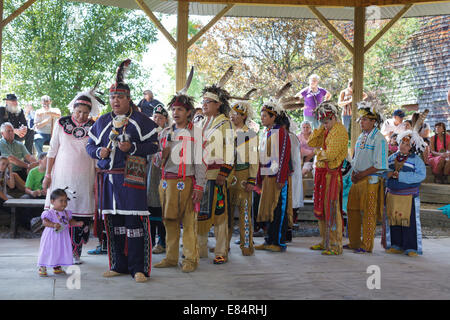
[{"xmin": 427, "ymin": 122, "xmax": 450, "ymax": 183}]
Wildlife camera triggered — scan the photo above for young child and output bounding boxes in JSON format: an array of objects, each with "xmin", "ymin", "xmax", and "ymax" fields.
[
  {"xmin": 0, "ymin": 156, "xmax": 15, "ymax": 204},
  {"xmin": 37, "ymin": 189, "xmax": 83, "ymax": 276},
  {"xmin": 388, "ymin": 133, "xmax": 399, "ymax": 156},
  {"xmin": 24, "ymin": 152, "xmax": 47, "ymax": 199}
]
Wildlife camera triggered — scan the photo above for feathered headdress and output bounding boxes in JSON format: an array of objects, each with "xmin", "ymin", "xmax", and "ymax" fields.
[
  {"xmin": 397, "ymin": 130, "xmax": 427, "ymax": 154},
  {"xmin": 110, "ymin": 59, "xmax": 131, "ymax": 95},
  {"xmin": 202, "ymin": 66, "xmax": 233, "ymax": 115},
  {"xmin": 67, "ymin": 81, "xmax": 105, "ymax": 118},
  {"xmin": 231, "ymin": 88, "xmax": 257, "ymax": 120},
  {"xmin": 261, "ymin": 82, "xmax": 293, "ymax": 116},
  {"xmin": 314, "ymin": 101, "xmax": 340, "ymax": 121},
  {"xmin": 356, "ymin": 99, "xmax": 386, "ymax": 125},
  {"xmin": 230, "ymin": 88, "xmax": 259, "ymax": 131},
  {"xmin": 168, "ymin": 66, "xmax": 195, "ymax": 112}
]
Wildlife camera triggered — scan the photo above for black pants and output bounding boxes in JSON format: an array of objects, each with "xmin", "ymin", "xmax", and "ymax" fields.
[
  {"xmin": 264, "ymin": 184, "xmax": 289, "ymax": 248},
  {"xmin": 252, "ymin": 191, "xmax": 267, "ymax": 232},
  {"xmin": 70, "ymin": 217, "xmax": 92, "ymax": 258},
  {"xmin": 149, "ymin": 206, "xmax": 166, "ymax": 247},
  {"xmin": 104, "ymin": 214, "xmax": 152, "ymax": 278},
  {"xmin": 390, "ymin": 199, "xmax": 418, "ymax": 252}
]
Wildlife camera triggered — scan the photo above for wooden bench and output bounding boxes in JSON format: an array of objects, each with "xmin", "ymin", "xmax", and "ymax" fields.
[{"xmin": 4, "ymin": 198, "xmax": 46, "ymax": 238}]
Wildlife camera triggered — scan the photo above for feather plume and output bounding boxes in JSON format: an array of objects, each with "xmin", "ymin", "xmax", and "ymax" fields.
[
  {"xmin": 115, "ymin": 59, "xmax": 131, "ymax": 85},
  {"xmin": 280, "ymin": 96, "xmax": 304, "ymax": 110},
  {"xmin": 412, "ymin": 109, "xmax": 429, "ymax": 132},
  {"xmin": 243, "ymin": 88, "xmax": 257, "ymax": 100},
  {"xmin": 397, "ymin": 130, "xmax": 427, "ymax": 154},
  {"xmin": 217, "ymin": 66, "xmax": 234, "ymax": 88},
  {"xmin": 229, "ymin": 88, "xmax": 257, "ymax": 101},
  {"xmin": 274, "ymin": 82, "xmax": 292, "ymax": 100},
  {"xmin": 178, "ymin": 66, "xmax": 194, "ymax": 95}
]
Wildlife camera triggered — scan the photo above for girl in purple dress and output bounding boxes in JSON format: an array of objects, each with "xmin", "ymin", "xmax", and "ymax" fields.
[{"xmin": 37, "ymin": 189, "xmax": 83, "ymax": 276}]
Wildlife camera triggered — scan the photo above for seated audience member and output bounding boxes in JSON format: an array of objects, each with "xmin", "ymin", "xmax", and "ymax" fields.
[
  {"xmin": 0, "ymin": 122, "xmax": 38, "ymax": 188},
  {"xmin": 381, "ymin": 109, "xmax": 406, "ymax": 139},
  {"xmin": 24, "ymin": 103, "xmax": 35, "ymax": 129},
  {"xmin": 0, "ymin": 94, "xmax": 35, "ymax": 153},
  {"xmin": 22, "ymin": 152, "xmax": 47, "ymax": 199},
  {"xmin": 0, "ymin": 156, "xmax": 15, "ymax": 204},
  {"xmin": 192, "ymin": 107, "xmax": 204, "ymax": 125},
  {"xmin": 404, "ymin": 120, "xmax": 412, "ymax": 131},
  {"xmin": 34, "ymin": 95, "xmax": 61, "ymax": 156},
  {"xmin": 427, "ymin": 122, "xmax": 449, "ymax": 183}
]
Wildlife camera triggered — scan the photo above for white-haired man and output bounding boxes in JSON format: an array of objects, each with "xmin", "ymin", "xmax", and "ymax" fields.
[{"xmin": 0, "ymin": 122, "xmax": 38, "ymax": 189}]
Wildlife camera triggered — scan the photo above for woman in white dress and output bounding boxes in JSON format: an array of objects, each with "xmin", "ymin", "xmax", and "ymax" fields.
[{"xmin": 43, "ymin": 90, "xmax": 103, "ymax": 264}]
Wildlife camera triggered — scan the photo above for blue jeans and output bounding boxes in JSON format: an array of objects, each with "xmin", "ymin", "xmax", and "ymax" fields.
[
  {"xmin": 343, "ymin": 115, "xmax": 352, "ymax": 133},
  {"xmin": 34, "ymin": 133, "xmax": 51, "ymax": 156}
]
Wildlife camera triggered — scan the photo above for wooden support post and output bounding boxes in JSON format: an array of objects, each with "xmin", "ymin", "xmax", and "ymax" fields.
[
  {"xmin": 135, "ymin": 0, "xmax": 177, "ymax": 49},
  {"xmin": 187, "ymin": 4, "xmax": 234, "ymax": 48},
  {"xmin": 308, "ymin": 5, "xmax": 354, "ymax": 55},
  {"xmin": 176, "ymin": 1, "xmax": 189, "ymax": 91},
  {"xmin": 364, "ymin": 4, "xmax": 413, "ymax": 53},
  {"xmin": 351, "ymin": 6, "xmax": 365, "ymax": 152}
]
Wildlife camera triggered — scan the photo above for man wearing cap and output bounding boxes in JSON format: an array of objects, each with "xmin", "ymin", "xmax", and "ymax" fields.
[
  {"xmin": 345, "ymin": 101, "xmax": 388, "ymax": 254},
  {"xmin": 0, "ymin": 94, "xmax": 35, "ymax": 154},
  {"xmin": 137, "ymin": 90, "xmax": 164, "ymax": 118},
  {"xmin": 34, "ymin": 95, "xmax": 61, "ymax": 156},
  {"xmin": 154, "ymin": 74, "xmax": 207, "ymax": 272},
  {"xmin": 86, "ymin": 59, "xmax": 159, "ymax": 283},
  {"xmin": 307, "ymin": 102, "xmax": 348, "ymax": 256},
  {"xmin": 381, "ymin": 109, "xmax": 406, "ymax": 139}
]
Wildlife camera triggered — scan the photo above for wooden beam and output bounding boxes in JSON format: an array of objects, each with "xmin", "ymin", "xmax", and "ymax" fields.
[
  {"xmin": 176, "ymin": 1, "xmax": 189, "ymax": 91},
  {"xmin": 308, "ymin": 6, "xmax": 354, "ymax": 55},
  {"xmin": 187, "ymin": 4, "xmax": 235, "ymax": 48},
  {"xmin": 177, "ymin": 0, "xmax": 440, "ymax": 7},
  {"xmin": 351, "ymin": 6, "xmax": 365, "ymax": 152},
  {"xmin": 364, "ymin": 4, "xmax": 413, "ymax": 53},
  {"xmin": 135, "ymin": 0, "xmax": 177, "ymax": 49},
  {"xmin": 0, "ymin": 0, "xmax": 37, "ymax": 28}
]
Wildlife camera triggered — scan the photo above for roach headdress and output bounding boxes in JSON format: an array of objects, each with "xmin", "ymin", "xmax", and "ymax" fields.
[
  {"xmin": 110, "ymin": 59, "xmax": 131, "ymax": 96},
  {"xmin": 202, "ymin": 66, "xmax": 233, "ymax": 116}
]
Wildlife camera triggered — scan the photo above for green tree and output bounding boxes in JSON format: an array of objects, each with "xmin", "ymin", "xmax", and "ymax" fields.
[{"xmin": 1, "ymin": 0, "xmax": 158, "ymax": 114}]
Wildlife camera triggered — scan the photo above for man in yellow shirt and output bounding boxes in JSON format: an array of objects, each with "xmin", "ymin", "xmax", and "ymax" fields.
[{"xmin": 308, "ymin": 102, "xmax": 348, "ymax": 255}]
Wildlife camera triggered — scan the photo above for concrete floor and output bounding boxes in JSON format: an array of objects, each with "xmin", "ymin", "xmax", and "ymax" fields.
[{"xmin": 1, "ymin": 235, "xmax": 450, "ymax": 300}]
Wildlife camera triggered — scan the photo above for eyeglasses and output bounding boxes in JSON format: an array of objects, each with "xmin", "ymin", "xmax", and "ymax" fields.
[{"xmin": 202, "ymin": 100, "xmax": 216, "ymax": 105}]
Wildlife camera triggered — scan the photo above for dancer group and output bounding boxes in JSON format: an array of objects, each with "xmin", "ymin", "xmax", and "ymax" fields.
[{"xmin": 36, "ymin": 59, "xmax": 430, "ymax": 282}]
